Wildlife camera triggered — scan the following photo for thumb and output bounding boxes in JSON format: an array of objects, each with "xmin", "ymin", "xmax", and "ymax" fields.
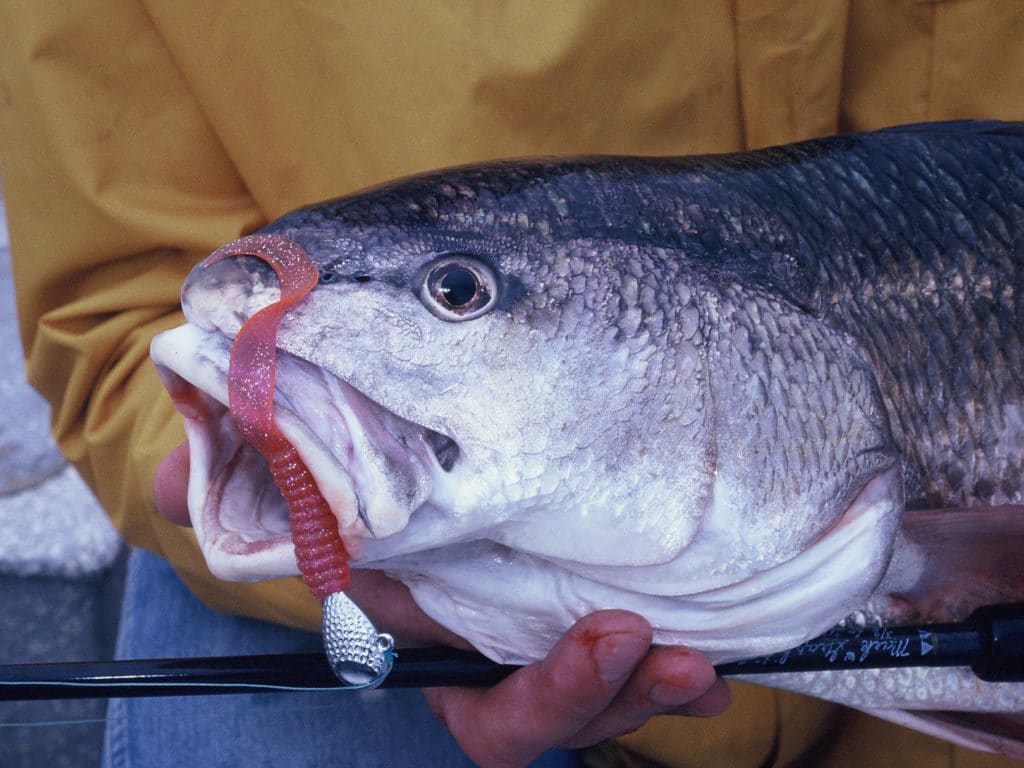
[{"xmin": 154, "ymin": 442, "xmax": 192, "ymax": 526}]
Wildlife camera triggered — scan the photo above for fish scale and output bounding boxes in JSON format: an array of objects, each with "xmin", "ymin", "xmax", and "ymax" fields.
[
  {"xmin": 247, "ymin": 119, "xmax": 1022, "ymax": 567},
  {"xmin": 151, "ymin": 121, "xmax": 1024, "ymax": 754},
  {"xmin": 733, "ymin": 133, "xmax": 1024, "ymax": 510}
]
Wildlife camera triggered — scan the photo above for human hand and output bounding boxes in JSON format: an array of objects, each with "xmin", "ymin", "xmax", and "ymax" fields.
[
  {"xmin": 155, "ymin": 443, "xmax": 731, "ymax": 767},
  {"xmin": 424, "ymin": 610, "xmax": 730, "ymax": 768}
]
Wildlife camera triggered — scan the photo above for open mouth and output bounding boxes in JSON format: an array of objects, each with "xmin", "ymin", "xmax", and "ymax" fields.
[{"xmin": 150, "ymin": 323, "xmax": 459, "ymax": 582}]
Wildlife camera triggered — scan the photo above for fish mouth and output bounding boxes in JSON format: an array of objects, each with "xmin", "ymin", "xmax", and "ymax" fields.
[{"xmin": 150, "ymin": 323, "xmax": 459, "ymax": 582}]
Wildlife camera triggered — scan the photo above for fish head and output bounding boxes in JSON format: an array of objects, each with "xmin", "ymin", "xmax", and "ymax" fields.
[{"xmin": 151, "ymin": 160, "xmax": 902, "ymax": 661}]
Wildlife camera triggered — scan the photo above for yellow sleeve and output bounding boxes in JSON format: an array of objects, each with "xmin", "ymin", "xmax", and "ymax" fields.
[{"xmin": 0, "ymin": 0, "xmax": 319, "ymax": 629}]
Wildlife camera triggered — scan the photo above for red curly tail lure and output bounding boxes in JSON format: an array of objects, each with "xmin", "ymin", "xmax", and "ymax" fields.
[{"xmin": 202, "ymin": 234, "xmax": 393, "ymax": 686}]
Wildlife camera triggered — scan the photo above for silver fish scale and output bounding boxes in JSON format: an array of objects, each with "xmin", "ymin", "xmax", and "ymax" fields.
[
  {"xmin": 804, "ymin": 139, "xmax": 1024, "ymax": 510},
  {"xmin": 164, "ymin": 123, "xmax": 1023, "ymax": 715},
  {"xmin": 222, "ymin": 124, "xmax": 1022, "ymax": 539},
  {"xmin": 278, "ymin": 128, "xmax": 1020, "ymax": 514}
]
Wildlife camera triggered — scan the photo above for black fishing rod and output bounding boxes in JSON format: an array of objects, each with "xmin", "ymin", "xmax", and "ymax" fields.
[{"xmin": 1, "ymin": 603, "xmax": 1020, "ymax": 701}]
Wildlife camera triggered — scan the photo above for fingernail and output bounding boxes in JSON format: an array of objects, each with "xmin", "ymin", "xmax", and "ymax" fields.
[{"xmin": 593, "ymin": 633, "xmax": 647, "ymax": 683}]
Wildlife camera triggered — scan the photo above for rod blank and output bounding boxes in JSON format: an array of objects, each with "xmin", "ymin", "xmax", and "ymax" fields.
[
  {"xmin": 0, "ymin": 647, "xmax": 518, "ymax": 700},
  {"xmin": 0, "ymin": 604, "xmax": 1020, "ymax": 701}
]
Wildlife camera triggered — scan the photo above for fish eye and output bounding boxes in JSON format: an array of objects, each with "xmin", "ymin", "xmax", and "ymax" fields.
[{"xmin": 418, "ymin": 255, "xmax": 499, "ymax": 321}]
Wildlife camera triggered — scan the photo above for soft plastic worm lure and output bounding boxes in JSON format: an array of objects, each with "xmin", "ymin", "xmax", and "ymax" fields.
[{"xmin": 202, "ymin": 234, "xmax": 393, "ymax": 686}]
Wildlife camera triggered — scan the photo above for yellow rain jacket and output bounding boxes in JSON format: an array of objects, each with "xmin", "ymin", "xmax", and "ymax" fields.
[{"xmin": 0, "ymin": 2, "xmax": 1021, "ymax": 766}]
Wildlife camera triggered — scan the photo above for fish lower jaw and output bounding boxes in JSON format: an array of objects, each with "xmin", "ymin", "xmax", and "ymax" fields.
[
  {"xmin": 180, "ymin": 412, "xmax": 300, "ymax": 581},
  {"xmin": 175, "ymin": 391, "xmax": 338, "ymax": 580},
  {"xmin": 174, "ymin": 381, "xmax": 388, "ymax": 581},
  {"xmin": 151, "ymin": 324, "xmax": 460, "ymax": 583}
]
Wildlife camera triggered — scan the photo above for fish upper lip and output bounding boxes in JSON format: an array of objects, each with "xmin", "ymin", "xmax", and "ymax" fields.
[{"xmin": 149, "ymin": 323, "xmax": 458, "ymax": 580}]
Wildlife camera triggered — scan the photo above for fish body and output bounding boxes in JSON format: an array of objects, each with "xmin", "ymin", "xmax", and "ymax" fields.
[{"xmin": 151, "ymin": 122, "xmax": 1024, "ymax": 749}]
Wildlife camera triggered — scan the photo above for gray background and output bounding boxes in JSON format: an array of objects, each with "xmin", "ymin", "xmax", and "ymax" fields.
[{"xmin": 0, "ymin": 187, "xmax": 127, "ymax": 767}]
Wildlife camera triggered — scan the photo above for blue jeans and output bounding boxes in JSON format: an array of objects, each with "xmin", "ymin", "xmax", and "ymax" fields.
[{"xmin": 102, "ymin": 549, "xmax": 580, "ymax": 768}]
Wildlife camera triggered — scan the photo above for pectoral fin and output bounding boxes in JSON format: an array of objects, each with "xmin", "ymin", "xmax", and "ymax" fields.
[
  {"xmin": 846, "ymin": 505, "xmax": 1024, "ymax": 756},
  {"xmin": 877, "ymin": 505, "xmax": 1024, "ymax": 625}
]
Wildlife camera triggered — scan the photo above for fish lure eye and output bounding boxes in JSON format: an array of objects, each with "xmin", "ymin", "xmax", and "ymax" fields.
[{"xmin": 418, "ymin": 255, "xmax": 498, "ymax": 321}]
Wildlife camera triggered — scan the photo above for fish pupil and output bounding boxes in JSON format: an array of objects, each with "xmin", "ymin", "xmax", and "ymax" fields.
[{"xmin": 439, "ymin": 266, "xmax": 479, "ymax": 307}]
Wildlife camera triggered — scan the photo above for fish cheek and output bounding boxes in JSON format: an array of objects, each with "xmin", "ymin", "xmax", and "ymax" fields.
[{"xmin": 706, "ymin": 288, "xmax": 899, "ymax": 560}]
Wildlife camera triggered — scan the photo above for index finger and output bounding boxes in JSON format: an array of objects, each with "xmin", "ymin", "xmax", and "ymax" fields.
[{"xmin": 424, "ymin": 610, "xmax": 652, "ymax": 768}]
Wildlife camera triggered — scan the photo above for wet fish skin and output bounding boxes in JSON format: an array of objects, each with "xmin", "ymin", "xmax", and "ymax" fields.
[
  {"xmin": 253, "ymin": 156, "xmax": 905, "ymax": 579},
  {"xmin": 150, "ymin": 122, "xmax": 1024, "ymax": 754},
  {"xmin": 260, "ymin": 121, "xmax": 1022, "ymax": 515},
  {"xmin": 162, "ymin": 121, "xmax": 1023, "ymax": 665}
]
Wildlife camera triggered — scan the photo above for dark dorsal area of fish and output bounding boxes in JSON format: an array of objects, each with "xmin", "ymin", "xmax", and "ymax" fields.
[{"xmin": 289, "ymin": 121, "xmax": 1024, "ymax": 511}]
